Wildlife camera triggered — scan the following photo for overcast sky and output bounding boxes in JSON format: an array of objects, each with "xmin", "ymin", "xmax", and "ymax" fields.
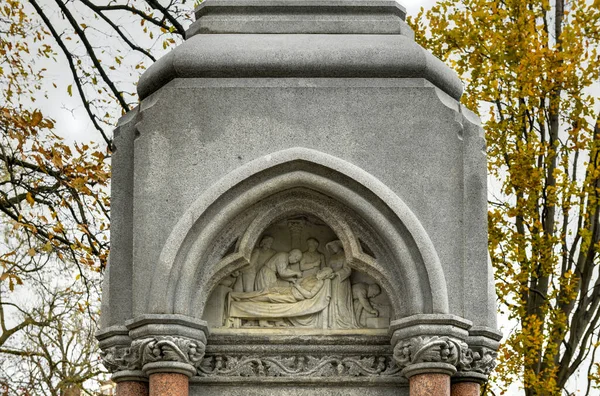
[{"xmin": 403, "ymin": 0, "xmax": 437, "ymax": 16}]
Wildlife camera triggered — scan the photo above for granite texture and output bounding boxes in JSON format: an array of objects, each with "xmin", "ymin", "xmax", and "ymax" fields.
[
  {"xmin": 149, "ymin": 373, "xmax": 188, "ymax": 396},
  {"xmin": 137, "ymin": 35, "xmax": 462, "ymax": 101},
  {"xmin": 451, "ymin": 382, "xmax": 480, "ymax": 396},
  {"xmin": 187, "ymin": 0, "xmax": 412, "ymax": 36},
  {"xmin": 189, "ymin": 384, "xmax": 408, "ymax": 396},
  {"xmin": 100, "ymin": 108, "xmax": 139, "ymax": 329},
  {"xmin": 116, "ymin": 381, "xmax": 148, "ymax": 396},
  {"xmin": 138, "ymin": 0, "xmax": 458, "ymax": 100},
  {"xmin": 410, "ymin": 373, "xmax": 451, "ymax": 396},
  {"xmin": 134, "ymin": 80, "xmax": 458, "ymax": 320},
  {"xmin": 98, "ymin": 0, "xmax": 501, "ymax": 392}
]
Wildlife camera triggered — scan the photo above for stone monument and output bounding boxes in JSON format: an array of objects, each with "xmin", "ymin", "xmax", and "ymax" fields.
[{"xmin": 96, "ymin": 1, "xmax": 502, "ymax": 395}]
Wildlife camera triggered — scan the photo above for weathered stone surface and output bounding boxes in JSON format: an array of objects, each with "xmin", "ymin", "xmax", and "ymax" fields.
[
  {"xmin": 188, "ymin": 0, "xmax": 412, "ymax": 36},
  {"xmin": 98, "ymin": 0, "xmax": 501, "ymax": 393},
  {"xmin": 189, "ymin": 384, "xmax": 408, "ymax": 396}
]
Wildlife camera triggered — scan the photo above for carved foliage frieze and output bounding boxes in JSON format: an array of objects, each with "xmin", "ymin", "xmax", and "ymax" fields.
[{"xmin": 198, "ymin": 355, "xmax": 402, "ymax": 378}]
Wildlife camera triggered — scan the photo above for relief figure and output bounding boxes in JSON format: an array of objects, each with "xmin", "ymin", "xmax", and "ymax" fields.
[
  {"xmin": 230, "ymin": 267, "xmax": 334, "ymax": 304},
  {"xmin": 352, "ymin": 283, "xmax": 381, "ymax": 327},
  {"xmin": 326, "ymin": 240, "xmax": 358, "ymax": 329},
  {"xmin": 254, "ymin": 249, "xmax": 302, "ymax": 291},
  {"xmin": 227, "ymin": 268, "xmax": 335, "ymax": 328},
  {"xmin": 300, "ymin": 238, "xmax": 326, "ymax": 278},
  {"xmin": 241, "ymin": 236, "xmax": 277, "ymax": 292}
]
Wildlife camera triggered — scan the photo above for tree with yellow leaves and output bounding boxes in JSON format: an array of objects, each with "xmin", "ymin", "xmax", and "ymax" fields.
[{"xmin": 410, "ymin": 0, "xmax": 600, "ymax": 394}]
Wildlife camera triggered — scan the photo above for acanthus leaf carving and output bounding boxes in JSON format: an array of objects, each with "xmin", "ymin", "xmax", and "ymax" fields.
[
  {"xmin": 456, "ymin": 345, "xmax": 498, "ymax": 376},
  {"xmin": 393, "ymin": 336, "xmax": 468, "ymax": 370},
  {"xmin": 140, "ymin": 336, "xmax": 205, "ymax": 367},
  {"xmin": 99, "ymin": 346, "xmax": 129, "ymax": 373},
  {"xmin": 198, "ymin": 355, "xmax": 401, "ymax": 378},
  {"xmin": 100, "ymin": 336, "xmax": 206, "ymax": 374}
]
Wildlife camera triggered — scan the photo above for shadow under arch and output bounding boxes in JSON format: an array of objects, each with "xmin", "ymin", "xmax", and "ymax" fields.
[{"xmin": 146, "ymin": 147, "xmax": 449, "ymax": 320}]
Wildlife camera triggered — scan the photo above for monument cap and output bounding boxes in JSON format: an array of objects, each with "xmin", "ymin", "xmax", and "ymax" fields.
[
  {"xmin": 188, "ymin": 0, "xmax": 409, "ymax": 36},
  {"xmin": 137, "ymin": 0, "xmax": 463, "ymax": 101}
]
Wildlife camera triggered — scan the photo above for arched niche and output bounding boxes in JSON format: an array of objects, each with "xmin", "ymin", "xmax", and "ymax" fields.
[
  {"xmin": 146, "ymin": 148, "xmax": 449, "ymax": 324},
  {"xmin": 203, "ymin": 208, "xmax": 397, "ymax": 330}
]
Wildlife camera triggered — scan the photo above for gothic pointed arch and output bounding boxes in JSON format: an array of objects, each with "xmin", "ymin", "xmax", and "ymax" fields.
[{"xmin": 146, "ymin": 148, "xmax": 449, "ymax": 320}]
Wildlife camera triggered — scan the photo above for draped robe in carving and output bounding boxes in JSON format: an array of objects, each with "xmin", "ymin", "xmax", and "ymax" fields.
[
  {"xmin": 226, "ymin": 277, "xmax": 332, "ymax": 328},
  {"xmin": 254, "ymin": 252, "xmax": 298, "ymax": 291},
  {"xmin": 327, "ymin": 252, "xmax": 358, "ymax": 329}
]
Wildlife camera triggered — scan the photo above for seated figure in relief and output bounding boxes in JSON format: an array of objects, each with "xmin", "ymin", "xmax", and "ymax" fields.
[
  {"xmin": 300, "ymin": 238, "xmax": 326, "ymax": 278},
  {"xmin": 352, "ymin": 283, "xmax": 381, "ymax": 327}
]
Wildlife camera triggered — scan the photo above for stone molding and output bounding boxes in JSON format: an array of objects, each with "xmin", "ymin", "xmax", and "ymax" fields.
[
  {"xmin": 96, "ymin": 325, "xmax": 148, "ymax": 382},
  {"xmin": 126, "ymin": 315, "xmax": 209, "ymax": 378},
  {"xmin": 198, "ymin": 355, "xmax": 401, "ymax": 378},
  {"xmin": 151, "ymin": 147, "xmax": 450, "ymax": 319},
  {"xmin": 98, "ymin": 317, "xmax": 501, "ymax": 384},
  {"xmin": 187, "ymin": 0, "xmax": 411, "ymax": 37}
]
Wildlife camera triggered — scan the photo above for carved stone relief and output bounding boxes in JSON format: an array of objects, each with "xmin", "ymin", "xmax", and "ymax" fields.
[
  {"xmin": 203, "ymin": 215, "xmax": 391, "ymax": 330},
  {"xmin": 198, "ymin": 355, "xmax": 401, "ymax": 378},
  {"xmin": 100, "ymin": 336, "xmax": 206, "ymax": 373},
  {"xmin": 392, "ymin": 336, "xmax": 466, "ymax": 370}
]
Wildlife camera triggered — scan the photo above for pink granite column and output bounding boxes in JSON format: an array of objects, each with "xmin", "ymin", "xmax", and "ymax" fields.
[
  {"xmin": 451, "ymin": 381, "xmax": 480, "ymax": 396},
  {"xmin": 410, "ymin": 373, "xmax": 451, "ymax": 396},
  {"xmin": 149, "ymin": 373, "xmax": 189, "ymax": 396},
  {"xmin": 116, "ymin": 381, "xmax": 149, "ymax": 396}
]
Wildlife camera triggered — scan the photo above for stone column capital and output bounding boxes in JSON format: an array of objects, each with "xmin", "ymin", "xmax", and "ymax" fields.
[
  {"xmin": 389, "ymin": 314, "xmax": 472, "ymax": 379},
  {"xmin": 453, "ymin": 326, "xmax": 502, "ymax": 384},
  {"xmin": 96, "ymin": 325, "xmax": 147, "ymax": 383},
  {"xmin": 125, "ymin": 314, "xmax": 209, "ymax": 378}
]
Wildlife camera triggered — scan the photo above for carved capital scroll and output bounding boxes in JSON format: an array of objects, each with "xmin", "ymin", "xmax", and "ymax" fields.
[
  {"xmin": 389, "ymin": 314, "xmax": 475, "ymax": 379},
  {"xmin": 100, "ymin": 336, "xmax": 207, "ymax": 378},
  {"xmin": 132, "ymin": 336, "xmax": 206, "ymax": 377},
  {"xmin": 454, "ymin": 327, "xmax": 502, "ymax": 383},
  {"xmin": 392, "ymin": 335, "xmax": 468, "ymax": 378},
  {"xmin": 100, "ymin": 345, "xmax": 141, "ymax": 373},
  {"xmin": 456, "ymin": 345, "xmax": 498, "ymax": 376}
]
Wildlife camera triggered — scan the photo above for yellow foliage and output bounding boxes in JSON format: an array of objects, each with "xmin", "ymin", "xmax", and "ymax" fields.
[{"xmin": 410, "ymin": 0, "xmax": 600, "ymax": 394}]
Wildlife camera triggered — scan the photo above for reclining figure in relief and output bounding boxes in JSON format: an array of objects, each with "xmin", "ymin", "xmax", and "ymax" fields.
[{"xmin": 226, "ymin": 267, "xmax": 335, "ymax": 328}]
